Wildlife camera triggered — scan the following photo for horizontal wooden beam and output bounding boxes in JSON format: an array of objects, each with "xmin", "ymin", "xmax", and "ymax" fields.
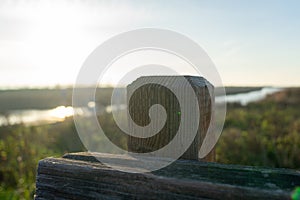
[{"xmin": 35, "ymin": 152, "xmax": 299, "ymax": 200}]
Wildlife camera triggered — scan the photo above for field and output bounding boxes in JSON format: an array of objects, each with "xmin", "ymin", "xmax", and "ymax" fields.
[{"xmin": 0, "ymin": 87, "xmax": 299, "ymax": 199}]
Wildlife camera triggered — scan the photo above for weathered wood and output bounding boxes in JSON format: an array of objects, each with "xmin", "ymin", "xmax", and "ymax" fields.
[
  {"xmin": 127, "ymin": 76, "xmax": 214, "ymax": 161},
  {"xmin": 35, "ymin": 152, "xmax": 300, "ymax": 200}
]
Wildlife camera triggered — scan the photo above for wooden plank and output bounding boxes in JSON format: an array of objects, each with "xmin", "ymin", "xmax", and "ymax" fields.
[{"xmin": 35, "ymin": 152, "xmax": 299, "ymax": 200}]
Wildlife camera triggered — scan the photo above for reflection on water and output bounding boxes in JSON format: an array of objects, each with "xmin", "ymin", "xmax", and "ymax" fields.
[
  {"xmin": 216, "ymin": 87, "xmax": 282, "ymax": 106},
  {"xmin": 0, "ymin": 106, "xmax": 77, "ymax": 126},
  {"xmin": 105, "ymin": 104, "xmax": 127, "ymax": 113},
  {"xmin": 50, "ymin": 106, "xmax": 74, "ymax": 119},
  {"xmin": 0, "ymin": 87, "xmax": 281, "ymax": 126}
]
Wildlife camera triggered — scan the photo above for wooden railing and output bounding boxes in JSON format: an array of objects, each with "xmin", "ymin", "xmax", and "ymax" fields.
[
  {"xmin": 35, "ymin": 152, "xmax": 300, "ymax": 200},
  {"xmin": 34, "ymin": 76, "xmax": 300, "ymax": 199}
]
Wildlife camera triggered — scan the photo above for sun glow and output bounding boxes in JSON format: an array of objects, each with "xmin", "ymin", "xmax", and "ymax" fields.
[
  {"xmin": 1, "ymin": 0, "xmax": 151, "ymax": 87},
  {"xmin": 22, "ymin": 2, "xmax": 93, "ymax": 86}
]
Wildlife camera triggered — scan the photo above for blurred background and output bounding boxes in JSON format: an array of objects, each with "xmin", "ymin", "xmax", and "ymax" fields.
[{"xmin": 0, "ymin": 0, "xmax": 299, "ymax": 199}]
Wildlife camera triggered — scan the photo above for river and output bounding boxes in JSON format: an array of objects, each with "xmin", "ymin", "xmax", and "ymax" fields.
[{"xmin": 0, "ymin": 87, "xmax": 282, "ymax": 126}]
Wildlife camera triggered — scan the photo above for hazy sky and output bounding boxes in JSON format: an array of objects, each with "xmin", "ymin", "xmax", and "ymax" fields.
[{"xmin": 0, "ymin": 0, "xmax": 299, "ymax": 88}]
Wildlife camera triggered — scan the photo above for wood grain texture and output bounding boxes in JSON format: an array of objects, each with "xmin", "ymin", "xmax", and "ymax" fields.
[
  {"xmin": 35, "ymin": 152, "xmax": 299, "ymax": 200},
  {"xmin": 127, "ymin": 76, "xmax": 214, "ymax": 161}
]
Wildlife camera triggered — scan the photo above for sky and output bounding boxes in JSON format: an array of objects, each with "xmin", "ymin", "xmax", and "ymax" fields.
[{"xmin": 0, "ymin": 0, "xmax": 299, "ymax": 88}]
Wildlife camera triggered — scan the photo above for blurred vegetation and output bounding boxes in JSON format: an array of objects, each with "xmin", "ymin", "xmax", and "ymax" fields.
[
  {"xmin": 0, "ymin": 88, "xmax": 119, "ymax": 112},
  {"xmin": 0, "ymin": 112, "xmax": 127, "ymax": 199},
  {"xmin": 0, "ymin": 87, "xmax": 299, "ymax": 199},
  {"xmin": 0, "ymin": 119, "xmax": 85, "ymax": 199},
  {"xmin": 216, "ymin": 88, "xmax": 300, "ymax": 168}
]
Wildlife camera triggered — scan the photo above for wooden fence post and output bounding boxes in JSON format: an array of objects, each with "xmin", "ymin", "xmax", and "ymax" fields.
[{"xmin": 127, "ymin": 76, "xmax": 215, "ymax": 161}]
